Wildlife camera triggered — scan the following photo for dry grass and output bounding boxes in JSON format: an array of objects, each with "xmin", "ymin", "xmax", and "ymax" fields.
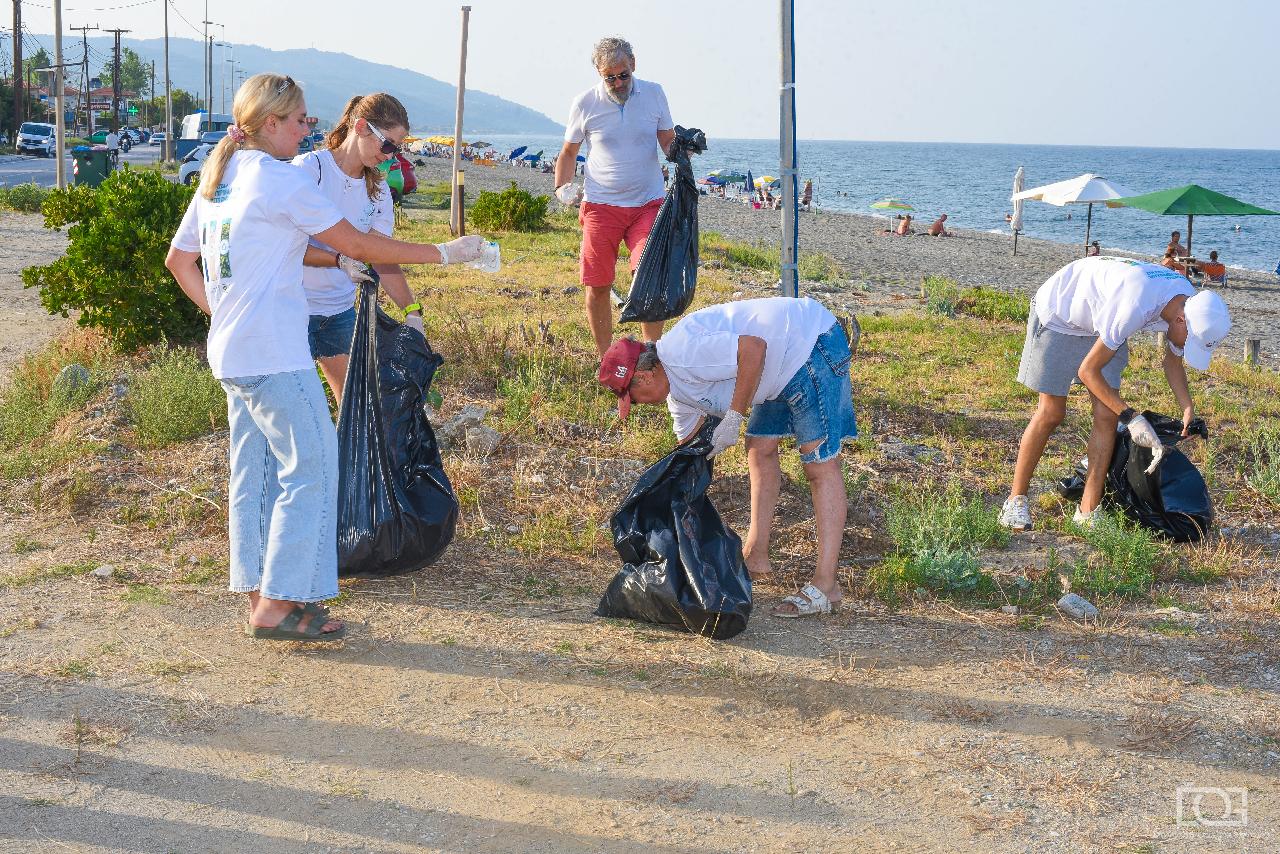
[{"xmin": 1121, "ymin": 706, "xmax": 1200, "ymax": 751}]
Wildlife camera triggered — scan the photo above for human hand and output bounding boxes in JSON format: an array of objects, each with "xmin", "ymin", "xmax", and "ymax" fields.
[
  {"xmin": 1181, "ymin": 405, "xmax": 1195, "ymax": 438},
  {"xmin": 1126, "ymin": 413, "xmax": 1162, "ymax": 450},
  {"xmin": 555, "ymin": 183, "xmax": 583, "ymax": 206},
  {"xmin": 436, "ymin": 235, "xmax": 485, "ymax": 265},
  {"xmin": 404, "ymin": 314, "xmax": 424, "ymax": 336},
  {"xmin": 337, "ymin": 253, "xmax": 373, "ymax": 283},
  {"xmin": 708, "ymin": 410, "xmax": 745, "ymax": 459}
]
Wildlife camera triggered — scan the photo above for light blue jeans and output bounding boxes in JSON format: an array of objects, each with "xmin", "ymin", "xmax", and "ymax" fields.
[{"xmin": 220, "ymin": 368, "xmax": 339, "ymax": 602}]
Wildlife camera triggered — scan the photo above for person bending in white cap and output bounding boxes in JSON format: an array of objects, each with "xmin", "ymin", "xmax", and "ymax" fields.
[{"xmin": 1000, "ymin": 257, "xmax": 1232, "ymax": 531}]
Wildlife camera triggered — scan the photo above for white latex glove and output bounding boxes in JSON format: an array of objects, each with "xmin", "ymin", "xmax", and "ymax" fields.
[
  {"xmin": 708, "ymin": 410, "xmax": 745, "ymax": 459},
  {"xmin": 404, "ymin": 314, "xmax": 424, "ymax": 336},
  {"xmin": 1126, "ymin": 414, "xmax": 1167, "ymax": 475},
  {"xmin": 336, "ymin": 253, "xmax": 373, "ymax": 283},
  {"xmin": 555, "ymin": 183, "xmax": 583, "ymax": 206},
  {"xmin": 435, "ymin": 235, "xmax": 485, "ymax": 265}
]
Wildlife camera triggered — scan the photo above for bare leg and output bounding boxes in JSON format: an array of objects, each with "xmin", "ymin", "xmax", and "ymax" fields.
[
  {"xmin": 1010, "ymin": 393, "xmax": 1067, "ymax": 498},
  {"xmin": 743, "ymin": 437, "xmax": 782, "ymax": 579},
  {"xmin": 1081, "ymin": 391, "xmax": 1120, "ymax": 513},
  {"xmin": 641, "ymin": 320, "xmax": 665, "ymax": 344},
  {"xmin": 585, "ymin": 286, "xmax": 615, "ymax": 359},
  {"xmin": 801, "ymin": 450, "xmax": 846, "ymax": 597},
  {"xmin": 316, "ymin": 354, "xmax": 350, "ymax": 410}
]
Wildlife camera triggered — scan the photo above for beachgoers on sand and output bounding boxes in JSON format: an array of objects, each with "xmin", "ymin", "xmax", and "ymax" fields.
[{"xmin": 927, "ymin": 213, "xmax": 952, "ymax": 237}]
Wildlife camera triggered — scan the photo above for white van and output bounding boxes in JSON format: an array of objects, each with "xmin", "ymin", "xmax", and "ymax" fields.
[{"xmin": 17, "ymin": 122, "xmax": 57, "ymax": 157}]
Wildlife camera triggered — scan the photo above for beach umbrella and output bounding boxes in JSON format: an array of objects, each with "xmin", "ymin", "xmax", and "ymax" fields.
[
  {"xmin": 754, "ymin": 175, "xmax": 780, "ymax": 188},
  {"xmin": 744, "ymin": 169, "xmax": 755, "ymax": 195},
  {"xmin": 1109, "ymin": 184, "xmax": 1280, "ymax": 256},
  {"xmin": 870, "ymin": 197, "xmax": 913, "ymax": 211},
  {"xmin": 508, "ymin": 145, "xmax": 527, "ymax": 160},
  {"xmin": 1011, "ymin": 166, "xmax": 1025, "ymax": 256},
  {"xmin": 1012, "ymin": 173, "xmax": 1136, "ymax": 255},
  {"xmin": 709, "ymin": 168, "xmax": 745, "ymax": 182},
  {"xmin": 470, "ymin": 141, "xmax": 491, "ymax": 149}
]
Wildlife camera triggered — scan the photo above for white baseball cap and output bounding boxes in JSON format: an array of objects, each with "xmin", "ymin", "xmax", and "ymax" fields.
[{"xmin": 1181, "ymin": 291, "xmax": 1232, "ymax": 371}]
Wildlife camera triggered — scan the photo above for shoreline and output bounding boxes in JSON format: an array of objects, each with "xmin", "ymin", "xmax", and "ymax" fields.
[{"xmin": 408, "ymin": 155, "xmax": 1278, "ymax": 362}]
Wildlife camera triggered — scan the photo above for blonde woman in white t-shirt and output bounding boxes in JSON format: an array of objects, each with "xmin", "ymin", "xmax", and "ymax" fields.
[
  {"xmin": 165, "ymin": 73, "xmax": 487, "ymax": 641},
  {"xmin": 294, "ymin": 93, "xmax": 421, "ymax": 405}
]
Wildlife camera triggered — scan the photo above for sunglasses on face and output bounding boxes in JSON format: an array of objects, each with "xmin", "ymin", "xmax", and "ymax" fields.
[
  {"xmin": 601, "ymin": 70, "xmax": 631, "ymax": 83},
  {"xmin": 367, "ymin": 122, "xmax": 401, "ymax": 156}
]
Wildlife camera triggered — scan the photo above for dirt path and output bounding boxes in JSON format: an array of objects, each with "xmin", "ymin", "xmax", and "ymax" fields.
[{"xmin": 0, "ymin": 212, "xmax": 69, "ymax": 379}]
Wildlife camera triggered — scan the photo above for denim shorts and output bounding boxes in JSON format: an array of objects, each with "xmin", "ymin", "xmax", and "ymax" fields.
[
  {"xmin": 308, "ymin": 307, "xmax": 357, "ymax": 359},
  {"xmin": 746, "ymin": 323, "xmax": 858, "ymax": 464}
]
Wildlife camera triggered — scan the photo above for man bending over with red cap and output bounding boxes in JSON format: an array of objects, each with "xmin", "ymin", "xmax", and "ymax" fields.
[{"xmin": 598, "ymin": 297, "xmax": 858, "ymax": 618}]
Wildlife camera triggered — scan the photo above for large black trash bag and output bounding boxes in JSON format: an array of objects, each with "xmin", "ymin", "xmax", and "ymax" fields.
[
  {"xmin": 337, "ymin": 273, "xmax": 459, "ymax": 576},
  {"xmin": 619, "ymin": 125, "xmax": 708, "ymax": 324},
  {"xmin": 1056, "ymin": 412, "xmax": 1212, "ymax": 542},
  {"xmin": 596, "ymin": 419, "xmax": 752, "ymax": 639}
]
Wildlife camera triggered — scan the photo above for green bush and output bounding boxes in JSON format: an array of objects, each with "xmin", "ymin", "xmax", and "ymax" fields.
[
  {"xmin": 468, "ymin": 181, "xmax": 549, "ymax": 232},
  {"xmin": 0, "ymin": 182, "xmax": 52, "ymax": 213},
  {"xmin": 1071, "ymin": 513, "xmax": 1163, "ymax": 598},
  {"xmin": 22, "ymin": 169, "xmax": 203, "ymax": 351},
  {"xmin": 797, "ymin": 252, "xmax": 842, "ymax": 282},
  {"xmin": 128, "ymin": 346, "xmax": 226, "ymax": 447},
  {"xmin": 1247, "ymin": 429, "xmax": 1280, "ymax": 504},
  {"xmin": 700, "ymin": 232, "xmax": 779, "ymax": 272},
  {"xmin": 921, "ymin": 277, "xmax": 1029, "ymax": 323}
]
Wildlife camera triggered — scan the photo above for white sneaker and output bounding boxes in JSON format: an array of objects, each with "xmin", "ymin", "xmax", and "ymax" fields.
[
  {"xmin": 1072, "ymin": 506, "xmax": 1104, "ymax": 529},
  {"xmin": 999, "ymin": 495, "xmax": 1032, "ymax": 531}
]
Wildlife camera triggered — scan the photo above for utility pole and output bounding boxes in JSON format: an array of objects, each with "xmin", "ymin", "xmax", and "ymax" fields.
[
  {"xmin": 147, "ymin": 60, "xmax": 154, "ymax": 127},
  {"xmin": 53, "ymin": 0, "xmax": 65, "ymax": 188},
  {"xmin": 71, "ymin": 24, "xmax": 96, "ymax": 137},
  {"xmin": 449, "ymin": 6, "xmax": 471, "ymax": 237},
  {"xmin": 104, "ymin": 27, "xmax": 129, "ymax": 133},
  {"xmin": 777, "ymin": 0, "xmax": 798, "ymax": 298},
  {"xmin": 163, "ymin": 0, "xmax": 172, "ymax": 160},
  {"xmin": 12, "ymin": 0, "xmax": 22, "ymax": 135},
  {"xmin": 201, "ymin": 4, "xmax": 212, "ymax": 132}
]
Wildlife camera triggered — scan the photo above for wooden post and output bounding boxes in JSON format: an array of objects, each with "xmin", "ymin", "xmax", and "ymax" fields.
[
  {"xmin": 1245, "ymin": 339, "xmax": 1260, "ymax": 367},
  {"xmin": 837, "ymin": 312, "xmax": 861, "ymax": 359},
  {"xmin": 449, "ymin": 6, "xmax": 472, "ymax": 237},
  {"xmin": 920, "ymin": 274, "xmax": 928, "ymax": 300},
  {"xmin": 1012, "ymin": 229, "xmax": 1019, "ymax": 256}
]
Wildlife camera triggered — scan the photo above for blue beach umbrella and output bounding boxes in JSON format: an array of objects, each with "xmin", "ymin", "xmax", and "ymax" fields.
[
  {"xmin": 509, "ymin": 145, "xmax": 527, "ymax": 160},
  {"xmin": 744, "ymin": 169, "xmax": 755, "ymax": 194}
]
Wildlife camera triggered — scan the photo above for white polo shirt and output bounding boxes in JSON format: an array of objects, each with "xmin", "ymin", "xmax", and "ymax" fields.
[
  {"xmin": 1034, "ymin": 257, "xmax": 1195, "ymax": 351},
  {"xmin": 564, "ymin": 77, "xmax": 673, "ymax": 208}
]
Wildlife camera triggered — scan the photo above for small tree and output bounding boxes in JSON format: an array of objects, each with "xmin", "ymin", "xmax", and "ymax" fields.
[
  {"xmin": 469, "ymin": 182, "xmax": 549, "ymax": 232},
  {"xmin": 22, "ymin": 169, "xmax": 206, "ymax": 351}
]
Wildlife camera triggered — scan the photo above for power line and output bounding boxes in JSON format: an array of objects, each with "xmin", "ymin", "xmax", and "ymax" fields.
[{"xmin": 165, "ymin": 0, "xmax": 203, "ymax": 38}]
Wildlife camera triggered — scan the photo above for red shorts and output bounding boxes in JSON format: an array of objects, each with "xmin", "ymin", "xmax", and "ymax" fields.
[{"xmin": 578, "ymin": 198, "xmax": 663, "ymax": 287}]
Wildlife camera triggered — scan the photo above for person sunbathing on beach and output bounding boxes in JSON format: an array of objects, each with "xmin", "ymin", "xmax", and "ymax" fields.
[
  {"xmin": 1200, "ymin": 250, "xmax": 1227, "ymax": 283},
  {"xmin": 1160, "ymin": 248, "xmax": 1187, "ymax": 275},
  {"xmin": 800, "ymin": 179, "xmax": 813, "ymax": 212},
  {"xmin": 896, "ymin": 214, "xmax": 913, "ymax": 236},
  {"xmin": 928, "ymin": 214, "xmax": 952, "ymax": 237}
]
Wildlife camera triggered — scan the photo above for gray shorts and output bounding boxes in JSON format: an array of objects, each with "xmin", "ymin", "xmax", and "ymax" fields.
[{"xmin": 1016, "ymin": 310, "xmax": 1127, "ymax": 397}]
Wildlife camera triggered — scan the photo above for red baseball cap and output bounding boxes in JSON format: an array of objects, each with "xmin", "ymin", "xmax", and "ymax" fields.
[{"xmin": 597, "ymin": 338, "xmax": 647, "ymax": 420}]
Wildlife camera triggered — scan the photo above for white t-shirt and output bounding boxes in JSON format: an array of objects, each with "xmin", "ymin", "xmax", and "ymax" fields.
[
  {"xmin": 1034, "ymin": 257, "xmax": 1196, "ymax": 350},
  {"xmin": 105, "ymin": 132, "xmax": 119, "ymax": 150},
  {"xmin": 563, "ymin": 78, "xmax": 673, "ymax": 207},
  {"xmin": 171, "ymin": 149, "xmax": 344, "ymax": 380},
  {"xmin": 291, "ymin": 150, "xmax": 394, "ymax": 316},
  {"xmin": 658, "ymin": 297, "xmax": 838, "ymax": 440}
]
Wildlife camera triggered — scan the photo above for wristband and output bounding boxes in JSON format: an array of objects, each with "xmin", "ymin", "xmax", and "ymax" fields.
[
  {"xmin": 1118, "ymin": 407, "xmax": 1136, "ymax": 425},
  {"xmin": 434, "ymin": 243, "xmax": 449, "ymax": 266},
  {"xmin": 335, "ymin": 252, "xmax": 345, "ymax": 268},
  {"xmin": 404, "ymin": 302, "xmax": 422, "ymax": 315}
]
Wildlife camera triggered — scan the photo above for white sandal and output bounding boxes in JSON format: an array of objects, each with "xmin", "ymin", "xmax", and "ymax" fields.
[{"xmin": 770, "ymin": 583, "xmax": 842, "ymax": 619}]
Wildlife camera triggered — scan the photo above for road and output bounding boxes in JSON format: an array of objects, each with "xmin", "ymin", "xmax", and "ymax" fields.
[{"xmin": 0, "ymin": 144, "xmax": 163, "ymax": 187}]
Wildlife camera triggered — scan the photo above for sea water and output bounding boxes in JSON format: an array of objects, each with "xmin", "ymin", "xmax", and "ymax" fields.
[{"xmin": 470, "ymin": 134, "xmax": 1280, "ymax": 273}]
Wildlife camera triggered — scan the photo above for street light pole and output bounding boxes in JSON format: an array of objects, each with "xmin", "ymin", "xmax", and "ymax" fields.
[
  {"xmin": 54, "ymin": 0, "xmax": 67, "ymax": 189},
  {"xmin": 163, "ymin": 0, "xmax": 173, "ymax": 161}
]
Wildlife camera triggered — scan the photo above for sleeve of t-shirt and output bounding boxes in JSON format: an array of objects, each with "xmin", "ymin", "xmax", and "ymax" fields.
[
  {"xmin": 655, "ymin": 85, "xmax": 674, "ymax": 131},
  {"xmin": 371, "ymin": 180, "xmax": 395, "ymax": 237},
  {"xmin": 279, "ymin": 170, "xmax": 344, "ymax": 236},
  {"xmin": 170, "ymin": 197, "xmax": 200, "ymax": 252},
  {"xmin": 667, "ymin": 397, "xmax": 702, "ymax": 442},
  {"xmin": 564, "ymin": 95, "xmax": 586, "ymax": 145}
]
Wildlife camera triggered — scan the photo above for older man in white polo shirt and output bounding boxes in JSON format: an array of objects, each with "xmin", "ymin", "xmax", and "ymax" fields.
[
  {"xmin": 1000, "ymin": 257, "xmax": 1232, "ymax": 531},
  {"xmin": 555, "ymin": 36, "xmax": 675, "ymax": 358}
]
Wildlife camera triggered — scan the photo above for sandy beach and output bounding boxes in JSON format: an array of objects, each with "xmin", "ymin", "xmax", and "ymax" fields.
[{"xmin": 411, "ymin": 154, "xmax": 1280, "ymax": 363}]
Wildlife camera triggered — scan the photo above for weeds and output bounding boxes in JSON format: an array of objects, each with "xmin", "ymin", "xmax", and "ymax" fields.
[
  {"xmin": 922, "ymin": 277, "xmax": 1029, "ymax": 322},
  {"xmin": 128, "ymin": 345, "xmax": 226, "ymax": 448},
  {"xmin": 0, "ymin": 331, "xmax": 112, "ymax": 447},
  {"xmin": 1247, "ymin": 429, "xmax": 1280, "ymax": 505},
  {"xmin": 0, "ymin": 182, "xmax": 51, "ymax": 213},
  {"xmin": 797, "ymin": 252, "xmax": 842, "ymax": 282},
  {"xmin": 1071, "ymin": 513, "xmax": 1163, "ymax": 598},
  {"xmin": 699, "ymin": 231, "xmax": 779, "ymax": 272}
]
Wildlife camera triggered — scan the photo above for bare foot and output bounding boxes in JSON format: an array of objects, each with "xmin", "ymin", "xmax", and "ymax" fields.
[
  {"xmin": 743, "ymin": 550, "xmax": 774, "ymax": 582},
  {"xmin": 250, "ymin": 598, "xmax": 343, "ymax": 635}
]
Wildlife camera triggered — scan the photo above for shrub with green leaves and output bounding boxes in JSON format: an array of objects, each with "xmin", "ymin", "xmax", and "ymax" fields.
[
  {"xmin": 921, "ymin": 277, "xmax": 1029, "ymax": 322},
  {"xmin": 797, "ymin": 252, "xmax": 842, "ymax": 282},
  {"xmin": 128, "ymin": 346, "xmax": 226, "ymax": 447},
  {"xmin": 22, "ymin": 169, "xmax": 203, "ymax": 351},
  {"xmin": 0, "ymin": 182, "xmax": 51, "ymax": 213},
  {"xmin": 468, "ymin": 181, "xmax": 549, "ymax": 232},
  {"xmin": 1071, "ymin": 512, "xmax": 1163, "ymax": 598},
  {"xmin": 1247, "ymin": 429, "xmax": 1280, "ymax": 505}
]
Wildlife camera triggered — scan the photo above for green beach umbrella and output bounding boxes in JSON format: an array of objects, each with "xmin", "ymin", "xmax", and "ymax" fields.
[
  {"xmin": 1110, "ymin": 184, "xmax": 1280, "ymax": 255},
  {"xmin": 871, "ymin": 197, "xmax": 913, "ymax": 211}
]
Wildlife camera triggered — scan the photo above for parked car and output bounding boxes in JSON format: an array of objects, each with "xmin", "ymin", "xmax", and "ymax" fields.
[
  {"xmin": 16, "ymin": 122, "xmax": 57, "ymax": 157},
  {"xmin": 121, "ymin": 128, "xmax": 142, "ymax": 144},
  {"xmin": 88, "ymin": 129, "xmax": 131, "ymax": 150},
  {"xmin": 149, "ymin": 132, "xmax": 167, "ymax": 147},
  {"xmin": 178, "ymin": 143, "xmax": 215, "ymax": 186},
  {"xmin": 199, "ymin": 130, "xmax": 227, "ymax": 145}
]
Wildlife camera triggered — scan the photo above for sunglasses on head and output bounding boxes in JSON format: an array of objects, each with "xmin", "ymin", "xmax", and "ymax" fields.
[
  {"xmin": 601, "ymin": 70, "xmax": 631, "ymax": 83},
  {"xmin": 366, "ymin": 122, "xmax": 401, "ymax": 156}
]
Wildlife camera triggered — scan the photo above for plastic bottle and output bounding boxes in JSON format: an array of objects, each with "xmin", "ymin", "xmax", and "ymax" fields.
[{"xmin": 468, "ymin": 241, "xmax": 501, "ymax": 273}]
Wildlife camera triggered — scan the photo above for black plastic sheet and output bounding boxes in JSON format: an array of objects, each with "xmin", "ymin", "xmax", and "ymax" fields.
[
  {"xmin": 1057, "ymin": 411, "xmax": 1212, "ymax": 542},
  {"xmin": 337, "ymin": 273, "xmax": 459, "ymax": 576},
  {"xmin": 619, "ymin": 125, "xmax": 707, "ymax": 324},
  {"xmin": 596, "ymin": 420, "xmax": 752, "ymax": 639}
]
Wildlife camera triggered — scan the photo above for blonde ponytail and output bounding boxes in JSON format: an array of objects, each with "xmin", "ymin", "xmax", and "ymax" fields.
[{"xmin": 199, "ymin": 72, "xmax": 306, "ymax": 200}]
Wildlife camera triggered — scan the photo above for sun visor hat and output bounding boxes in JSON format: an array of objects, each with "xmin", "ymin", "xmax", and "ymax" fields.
[{"xmin": 1181, "ymin": 291, "xmax": 1232, "ymax": 371}]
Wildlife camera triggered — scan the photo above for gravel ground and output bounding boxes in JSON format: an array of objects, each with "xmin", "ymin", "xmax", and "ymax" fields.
[
  {"xmin": 409, "ymin": 153, "xmax": 1280, "ymax": 364},
  {"xmin": 0, "ymin": 212, "xmax": 69, "ymax": 379}
]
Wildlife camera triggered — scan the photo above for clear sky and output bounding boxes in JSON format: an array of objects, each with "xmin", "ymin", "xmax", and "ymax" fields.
[{"xmin": 21, "ymin": 0, "xmax": 1276, "ymax": 148}]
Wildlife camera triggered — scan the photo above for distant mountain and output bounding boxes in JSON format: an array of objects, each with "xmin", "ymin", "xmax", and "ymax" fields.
[{"xmin": 34, "ymin": 34, "xmax": 561, "ymax": 134}]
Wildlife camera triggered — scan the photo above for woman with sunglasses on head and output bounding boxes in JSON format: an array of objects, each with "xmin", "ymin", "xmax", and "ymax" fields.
[
  {"xmin": 165, "ymin": 73, "xmax": 486, "ymax": 641},
  {"xmin": 293, "ymin": 92, "xmax": 419, "ymax": 404}
]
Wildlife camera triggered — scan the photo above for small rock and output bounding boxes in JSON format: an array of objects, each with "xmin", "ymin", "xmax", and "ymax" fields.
[
  {"xmin": 52, "ymin": 364, "xmax": 91, "ymax": 400},
  {"xmin": 91, "ymin": 564, "xmax": 116, "ymax": 579},
  {"xmin": 505, "ymin": 525, "xmax": 520, "ymax": 534},
  {"xmin": 1001, "ymin": 605, "xmax": 1020, "ymax": 615},
  {"xmin": 561, "ymin": 285, "xmax": 581, "ymax": 296},
  {"xmin": 464, "ymin": 425, "xmax": 501, "ymax": 457},
  {"xmin": 1057, "ymin": 593, "xmax": 1099, "ymax": 620}
]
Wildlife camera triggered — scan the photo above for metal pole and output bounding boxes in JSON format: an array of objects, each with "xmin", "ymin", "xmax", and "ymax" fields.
[
  {"xmin": 778, "ymin": 0, "xmax": 798, "ymax": 297},
  {"xmin": 53, "ymin": 0, "xmax": 66, "ymax": 188},
  {"xmin": 11, "ymin": 0, "xmax": 21, "ymax": 137},
  {"xmin": 201, "ymin": 3, "xmax": 208, "ymax": 131},
  {"xmin": 1186, "ymin": 214, "xmax": 1193, "ymax": 257},
  {"xmin": 449, "ymin": 5, "xmax": 471, "ymax": 236},
  {"xmin": 163, "ymin": 0, "xmax": 173, "ymax": 161},
  {"xmin": 1083, "ymin": 202, "xmax": 1092, "ymax": 257}
]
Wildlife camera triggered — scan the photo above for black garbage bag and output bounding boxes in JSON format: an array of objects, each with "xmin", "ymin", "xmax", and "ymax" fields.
[
  {"xmin": 619, "ymin": 125, "xmax": 707, "ymax": 324},
  {"xmin": 596, "ymin": 419, "xmax": 752, "ymax": 639},
  {"xmin": 337, "ymin": 273, "xmax": 459, "ymax": 576},
  {"xmin": 1056, "ymin": 411, "xmax": 1212, "ymax": 542}
]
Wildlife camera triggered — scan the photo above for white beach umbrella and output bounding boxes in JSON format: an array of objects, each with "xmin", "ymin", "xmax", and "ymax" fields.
[
  {"xmin": 1012, "ymin": 173, "xmax": 1137, "ymax": 254},
  {"xmin": 1010, "ymin": 166, "xmax": 1025, "ymax": 255}
]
